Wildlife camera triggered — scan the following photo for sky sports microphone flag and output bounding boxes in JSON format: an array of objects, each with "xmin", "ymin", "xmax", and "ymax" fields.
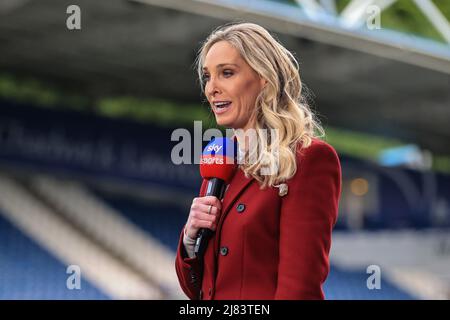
[{"xmin": 195, "ymin": 137, "xmax": 237, "ymax": 258}]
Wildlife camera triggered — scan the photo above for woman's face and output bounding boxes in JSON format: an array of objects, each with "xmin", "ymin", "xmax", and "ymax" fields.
[{"xmin": 202, "ymin": 40, "xmax": 266, "ymax": 130}]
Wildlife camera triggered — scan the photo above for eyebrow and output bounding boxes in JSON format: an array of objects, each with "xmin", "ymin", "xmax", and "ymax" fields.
[{"xmin": 202, "ymin": 63, "xmax": 239, "ymax": 71}]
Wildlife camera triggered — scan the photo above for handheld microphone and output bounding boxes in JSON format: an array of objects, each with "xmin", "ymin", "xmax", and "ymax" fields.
[{"xmin": 194, "ymin": 137, "xmax": 237, "ymax": 258}]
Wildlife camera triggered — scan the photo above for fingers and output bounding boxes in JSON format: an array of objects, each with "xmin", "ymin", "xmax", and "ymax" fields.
[
  {"xmin": 192, "ymin": 196, "xmax": 222, "ymax": 210},
  {"xmin": 189, "ymin": 204, "xmax": 218, "ymax": 223},
  {"xmin": 189, "ymin": 216, "xmax": 217, "ymax": 232},
  {"xmin": 191, "ymin": 203, "xmax": 219, "ymax": 216},
  {"xmin": 188, "ymin": 196, "xmax": 222, "ymax": 234}
]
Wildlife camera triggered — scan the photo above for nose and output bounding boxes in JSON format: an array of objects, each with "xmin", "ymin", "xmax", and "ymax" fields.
[{"xmin": 206, "ymin": 76, "xmax": 220, "ymax": 99}]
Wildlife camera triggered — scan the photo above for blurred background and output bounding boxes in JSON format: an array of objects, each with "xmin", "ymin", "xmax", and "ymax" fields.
[{"xmin": 0, "ymin": 0, "xmax": 449, "ymax": 300}]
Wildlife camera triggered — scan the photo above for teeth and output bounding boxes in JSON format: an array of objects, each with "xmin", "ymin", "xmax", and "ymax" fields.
[{"xmin": 214, "ymin": 101, "xmax": 231, "ymax": 107}]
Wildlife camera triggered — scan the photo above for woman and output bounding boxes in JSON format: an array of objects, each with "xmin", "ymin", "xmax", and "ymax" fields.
[{"xmin": 175, "ymin": 22, "xmax": 341, "ymax": 300}]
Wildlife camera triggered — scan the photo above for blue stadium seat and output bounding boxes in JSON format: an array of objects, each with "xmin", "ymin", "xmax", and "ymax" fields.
[
  {"xmin": 92, "ymin": 190, "xmax": 187, "ymax": 252},
  {"xmin": 324, "ymin": 264, "xmax": 416, "ymax": 300},
  {"xmin": 0, "ymin": 212, "xmax": 109, "ymax": 299}
]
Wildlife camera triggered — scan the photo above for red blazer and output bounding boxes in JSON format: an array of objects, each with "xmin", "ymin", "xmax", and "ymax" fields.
[{"xmin": 175, "ymin": 138, "xmax": 341, "ymax": 300}]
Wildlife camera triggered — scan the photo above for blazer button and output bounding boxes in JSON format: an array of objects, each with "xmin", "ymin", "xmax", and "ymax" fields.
[
  {"xmin": 236, "ymin": 203, "xmax": 246, "ymax": 213},
  {"xmin": 220, "ymin": 246, "xmax": 229, "ymax": 256}
]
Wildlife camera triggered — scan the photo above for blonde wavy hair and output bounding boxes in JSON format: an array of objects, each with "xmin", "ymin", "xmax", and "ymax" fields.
[{"xmin": 196, "ymin": 22, "xmax": 324, "ymax": 189}]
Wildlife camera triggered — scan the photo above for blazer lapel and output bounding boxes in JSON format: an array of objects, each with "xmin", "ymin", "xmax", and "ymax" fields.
[{"xmin": 221, "ymin": 169, "xmax": 254, "ymax": 216}]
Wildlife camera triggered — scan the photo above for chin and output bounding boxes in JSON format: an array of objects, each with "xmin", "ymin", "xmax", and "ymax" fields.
[{"xmin": 215, "ymin": 117, "xmax": 233, "ymax": 128}]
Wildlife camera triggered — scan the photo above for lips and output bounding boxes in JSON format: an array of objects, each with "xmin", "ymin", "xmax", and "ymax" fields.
[{"xmin": 212, "ymin": 101, "xmax": 232, "ymax": 114}]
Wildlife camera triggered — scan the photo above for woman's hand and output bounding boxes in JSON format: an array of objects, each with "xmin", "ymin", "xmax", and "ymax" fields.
[{"xmin": 185, "ymin": 196, "xmax": 222, "ymax": 239}]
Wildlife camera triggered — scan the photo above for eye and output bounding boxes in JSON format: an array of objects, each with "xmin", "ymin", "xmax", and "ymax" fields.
[
  {"xmin": 223, "ymin": 70, "xmax": 233, "ymax": 77},
  {"xmin": 202, "ymin": 73, "xmax": 210, "ymax": 83}
]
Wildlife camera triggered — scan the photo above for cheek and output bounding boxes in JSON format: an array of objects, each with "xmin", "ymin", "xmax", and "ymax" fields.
[
  {"xmin": 242, "ymin": 78, "xmax": 257, "ymax": 96},
  {"xmin": 239, "ymin": 80, "xmax": 260, "ymax": 111}
]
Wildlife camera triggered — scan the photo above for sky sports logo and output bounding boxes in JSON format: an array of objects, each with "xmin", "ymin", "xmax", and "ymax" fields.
[
  {"xmin": 205, "ymin": 144, "xmax": 223, "ymax": 154},
  {"xmin": 200, "ymin": 155, "xmax": 237, "ymax": 165},
  {"xmin": 201, "ymin": 156, "xmax": 225, "ymax": 165}
]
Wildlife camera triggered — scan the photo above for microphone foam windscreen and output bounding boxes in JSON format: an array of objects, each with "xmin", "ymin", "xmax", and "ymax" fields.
[{"xmin": 200, "ymin": 137, "xmax": 237, "ymax": 183}]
